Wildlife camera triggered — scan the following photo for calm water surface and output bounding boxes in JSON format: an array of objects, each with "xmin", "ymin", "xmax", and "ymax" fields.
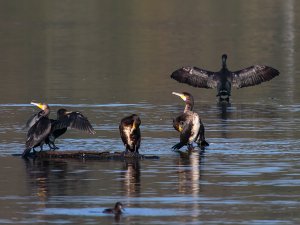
[{"xmin": 0, "ymin": 1, "xmax": 300, "ymax": 225}]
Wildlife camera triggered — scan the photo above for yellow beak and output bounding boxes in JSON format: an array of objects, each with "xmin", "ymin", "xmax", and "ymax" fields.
[
  {"xmin": 131, "ymin": 121, "xmax": 136, "ymax": 131},
  {"xmin": 172, "ymin": 92, "xmax": 187, "ymax": 101},
  {"xmin": 31, "ymin": 102, "xmax": 45, "ymax": 110}
]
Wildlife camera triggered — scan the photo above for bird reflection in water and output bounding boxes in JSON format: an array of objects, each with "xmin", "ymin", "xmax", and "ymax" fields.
[
  {"xmin": 218, "ymin": 101, "xmax": 231, "ymax": 120},
  {"xmin": 177, "ymin": 151, "xmax": 204, "ymax": 218},
  {"xmin": 217, "ymin": 101, "xmax": 233, "ymax": 139},
  {"xmin": 120, "ymin": 159, "xmax": 141, "ymax": 197},
  {"xmin": 23, "ymin": 158, "xmax": 68, "ymax": 222},
  {"xmin": 24, "ymin": 158, "xmax": 68, "ymax": 202}
]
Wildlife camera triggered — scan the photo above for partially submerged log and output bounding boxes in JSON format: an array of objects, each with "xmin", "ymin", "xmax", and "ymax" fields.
[{"xmin": 15, "ymin": 150, "xmax": 159, "ymax": 160}]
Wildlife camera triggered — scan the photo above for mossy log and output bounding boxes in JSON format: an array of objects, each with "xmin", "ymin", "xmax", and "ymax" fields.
[{"xmin": 16, "ymin": 150, "xmax": 159, "ymax": 160}]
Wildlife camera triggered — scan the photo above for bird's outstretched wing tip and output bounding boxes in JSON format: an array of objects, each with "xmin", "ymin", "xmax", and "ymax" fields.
[
  {"xmin": 170, "ymin": 66, "xmax": 217, "ymax": 89},
  {"xmin": 233, "ymin": 65, "xmax": 280, "ymax": 88}
]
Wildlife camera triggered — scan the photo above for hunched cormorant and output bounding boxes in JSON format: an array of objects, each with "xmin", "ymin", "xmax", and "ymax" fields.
[
  {"xmin": 172, "ymin": 92, "xmax": 209, "ymax": 150},
  {"xmin": 119, "ymin": 114, "xmax": 141, "ymax": 155},
  {"xmin": 171, "ymin": 54, "xmax": 279, "ymax": 102}
]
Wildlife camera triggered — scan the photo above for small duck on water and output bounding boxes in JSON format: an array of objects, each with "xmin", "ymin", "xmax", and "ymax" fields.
[{"xmin": 103, "ymin": 202, "xmax": 125, "ymax": 214}]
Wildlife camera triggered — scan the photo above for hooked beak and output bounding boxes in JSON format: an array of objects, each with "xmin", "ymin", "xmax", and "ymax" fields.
[
  {"xmin": 31, "ymin": 102, "xmax": 46, "ymax": 110},
  {"xmin": 131, "ymin": 121, "xmax": 137, "ymax": 132},
  {"xmin": 172, "ymin": 92, "xmax": 187, "ymax": 101}
]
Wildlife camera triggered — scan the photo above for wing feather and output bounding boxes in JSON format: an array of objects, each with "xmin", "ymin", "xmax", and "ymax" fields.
[
  {"xmin": 52, "ymin": 112, "xmax": 95, "ymax": 134},
  {"xmin": 26, "ymin": 118, "xmax": 51, "ymax": 148},
  {"xmin": 232, "ymin": 65, "xmax": 279, "ymax": 88},
  {"xmin": 25, "ymin": 113, "xmax": 40, "ymax": 129},
  {"xmin": 170, "ymin": 66, "xmax": 218, "ymax": 89},
  {"xmin": 180, "ymin": 122, "xmax": 193, "ymax": 145}
]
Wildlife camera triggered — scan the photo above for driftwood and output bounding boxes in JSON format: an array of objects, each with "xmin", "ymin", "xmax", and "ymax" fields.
[{"xmin": 14, "ymin": 150, "xmax": 159, "ymax": 160}]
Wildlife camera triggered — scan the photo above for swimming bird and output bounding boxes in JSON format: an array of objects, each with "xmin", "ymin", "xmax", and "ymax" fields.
[
  {"xmin": 119, "ymin": 114, "xmax": 141, "ymax": 156},
  {"xmin": 103, "ymin": 202, "xmax": 124, "ymax": 214},
  {"xmin": 172, "ymin": 92, "xmax": 208, "ymax": 150},
  {"xmin": 46, "ymin": 108, "xmax": 95, "ymax": 150},
  {"xmin": 170, "ymin": 54, "xmax": 279, "ymax": 102},
  {"xmin": 22, "ymin": 102, "xmax": 51, "ymax": 158}
]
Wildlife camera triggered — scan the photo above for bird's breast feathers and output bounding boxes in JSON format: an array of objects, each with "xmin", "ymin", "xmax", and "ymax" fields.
[
  {"xmin": 123, "ymin": 126, "xmax": 134, "ymax": 147},
  {"xmin": 189, "ymin": 113, "xmax": 200, "ymax": 142}
]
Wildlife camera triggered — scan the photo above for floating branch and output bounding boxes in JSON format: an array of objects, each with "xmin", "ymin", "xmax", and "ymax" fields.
[{"xmin": 14, "ymin": 150, "xmax": 159, "ymax": 160}]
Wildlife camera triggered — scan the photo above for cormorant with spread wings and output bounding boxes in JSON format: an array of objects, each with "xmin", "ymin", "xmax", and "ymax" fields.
[
  {"xmin": 46, "ymin": 108, "xmax": 95, "ymax": 150},
  {"xmin": 24, "ymin": 104, "xmax": 95, "ymax": 157},
  {"xmin": 171, "ymin": 54, "xmax": 279, "ymax": 102}
]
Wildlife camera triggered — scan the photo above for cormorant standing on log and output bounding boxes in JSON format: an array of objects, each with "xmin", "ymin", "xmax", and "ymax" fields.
[
  {"xmin": 22, "ymin": 102, "xmax": 51, "ymax": 158},
  {"xmin": 119, "ymin": 114, "xmax": 141, "ymax": 155}
]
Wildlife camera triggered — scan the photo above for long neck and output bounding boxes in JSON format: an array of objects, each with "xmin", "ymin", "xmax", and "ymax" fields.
[
  {"xmin": 41, "ymin": 109, "xmax": 50, "ymax": 117},
  {"xmin": 222, "ymin": 58, "xmax": 227, "ymax": 70},
  {"xmin": 184, "ymin": 101, "xmax": 193, "ymax": 112}
]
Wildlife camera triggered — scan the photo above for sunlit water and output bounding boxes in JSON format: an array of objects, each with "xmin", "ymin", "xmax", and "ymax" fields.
[
  {"xmin": 1, "ymin": 0, "xmax": 300, "ymax": 224},
  {"xmin": 0, "ymin": 102, "xmax": 300, "ymax": 225}
]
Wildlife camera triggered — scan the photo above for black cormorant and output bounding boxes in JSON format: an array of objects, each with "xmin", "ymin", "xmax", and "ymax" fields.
[
  {"xmin": 171, "ymin": 54, "xmax": 279, "ymax": 102},
  {"xmin": 46, "ymin": 108, "xmax": 95, "ymax": 150},
  {"xmin": 103, "ymin": 202, "xmax": 124, "ymax": 214},
  {"xmin": 22, "ymin": 102, "xmax": 51, "ymax": 158},
  {"xmin": 172, "ymin": 92, "xmax": 208, "ymax": 150},
  {"xmin": 119, "ymin": 114, "xmax": 141, "ymax": 155}
]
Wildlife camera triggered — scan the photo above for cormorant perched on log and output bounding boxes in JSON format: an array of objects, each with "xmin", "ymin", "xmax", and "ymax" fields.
[
  {"xmin": 46, "ymin": 108, "xmax": 95, "ymax": 150},
  {"xmin": 119, "ymin": 114, "xmax": 141, "ymax": 155},
  {"xmin": 171, "ymin": 54, "xmax": 279, "ymax": 102},
  {"xmin": 22, "ymin": 102, "xmax": 51, "ymax": 158},
  {"xmin": 172, "ymin": 92, "xmax": 209, "ymax": 150}
]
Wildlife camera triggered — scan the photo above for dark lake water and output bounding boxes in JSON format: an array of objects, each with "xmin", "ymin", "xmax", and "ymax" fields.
[{"xmin": 0, "ymin": 1, "xmax": 300, "ymax": 224}]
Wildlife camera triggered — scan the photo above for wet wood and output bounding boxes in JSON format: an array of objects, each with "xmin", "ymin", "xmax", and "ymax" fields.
[{"xmin": 15, "ymin": 150, "xmax": 159, "ymax": 160}]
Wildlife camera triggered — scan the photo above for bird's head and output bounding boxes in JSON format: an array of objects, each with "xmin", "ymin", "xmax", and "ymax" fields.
[
  {"xmin": 114, "ymin": 202, "xmax": 125, "ymax": 213},
  {"xmin": 222, "ymin": 54, "xmax": 228, "ymax": 68},
  {"xmin": 56, "ymin": 108, "xmax": 68, "ymax": 119},
  {"xmin": 172, "ymin": 92, "xmax": 194, "ymax": 105},
  {"xmin": 131, "ymin": 114, "xmax": 141, "ymax": 131},
  {"xmin": 30, "ymin": 102, "xmax": 49, "ymax": 111}
]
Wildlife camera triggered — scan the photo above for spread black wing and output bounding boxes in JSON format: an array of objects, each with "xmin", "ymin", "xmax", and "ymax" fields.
[
  {"xmin": 232, "ymin": 65, "xmax": 279, "ymax": 88},
  {"xmin": 170, "ymin": 66, "xmax": 218, "ymax": 89},
  {"xmin": 52, "ymin": 112, "xmax": 95, "ymax": 134}
]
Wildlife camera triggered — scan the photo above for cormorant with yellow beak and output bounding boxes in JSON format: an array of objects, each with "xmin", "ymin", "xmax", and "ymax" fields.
[
  {"xmin": 172, "ymin": 92, "xmax": 208, "ymax": 150},
  {"xmin": 23, "ymin": 102, "xmax": 51, "ymax": 158}
]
